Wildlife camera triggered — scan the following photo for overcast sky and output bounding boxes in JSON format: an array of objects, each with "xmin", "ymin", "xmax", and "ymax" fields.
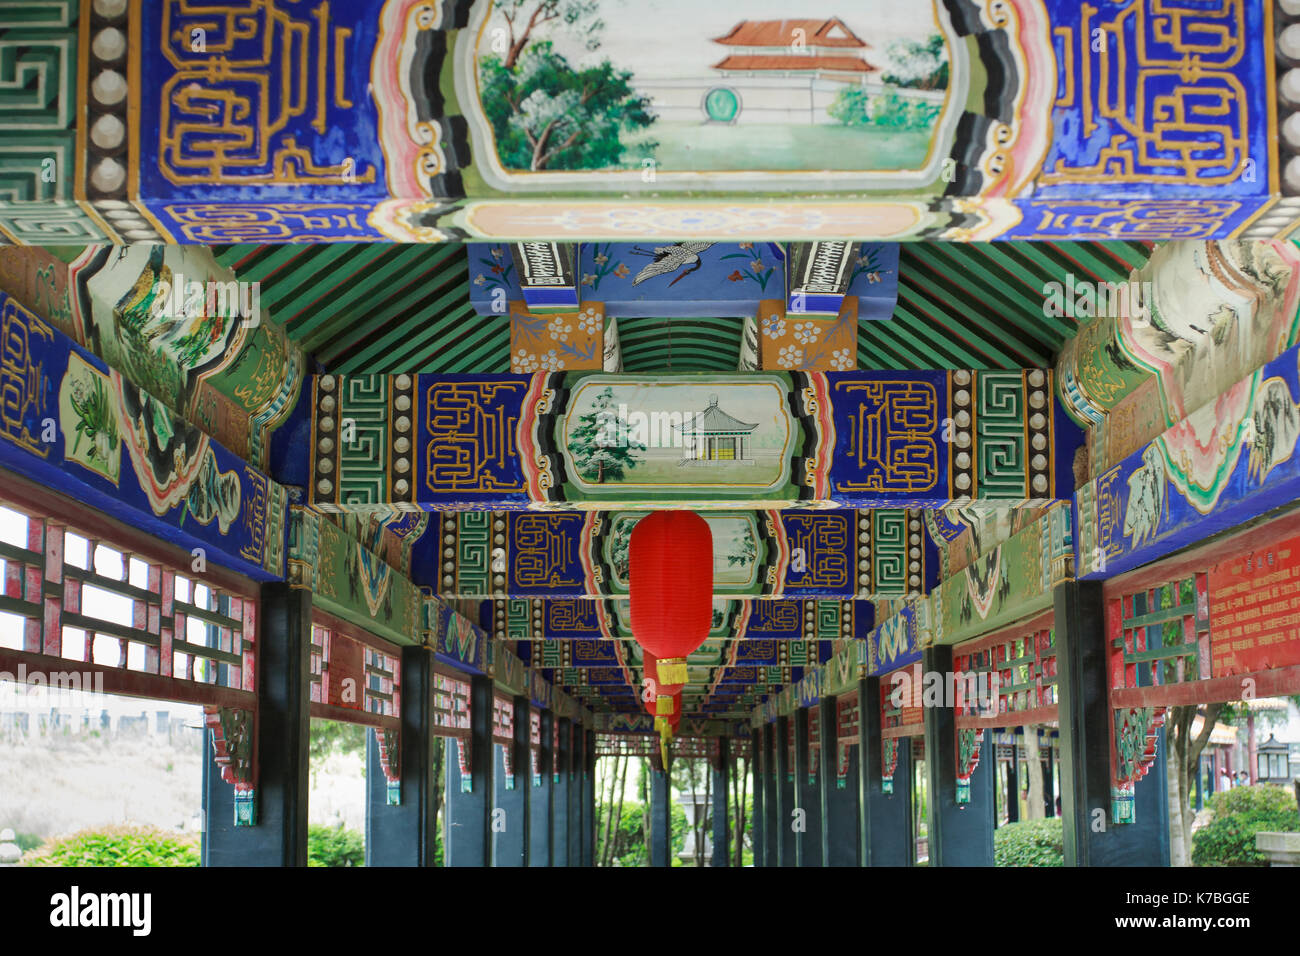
[{"xmin": 485, "ymin": 0, "xmax": 943, "ymax": 80}]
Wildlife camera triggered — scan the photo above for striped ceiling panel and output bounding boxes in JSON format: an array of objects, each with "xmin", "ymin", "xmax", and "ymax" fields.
[{"xmin": 216, "ymin": 240, "xmax": 1154, "ymax": 375}]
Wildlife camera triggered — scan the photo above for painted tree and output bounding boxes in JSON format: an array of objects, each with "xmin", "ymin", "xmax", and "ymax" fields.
[
  {"xmin": 494, "ymin": 0, "xmax": 603, "ymax": 69},
  {"xmin": 480, "ymin": 43, "xmax": 656, "ymax": 171},
  {"xmin": 882, "ymin": 34, "xmax": 949, "ymax": 90},
  {"xmin": 567, "ymin": 386, "xmax": 645, "ymax": 482}
]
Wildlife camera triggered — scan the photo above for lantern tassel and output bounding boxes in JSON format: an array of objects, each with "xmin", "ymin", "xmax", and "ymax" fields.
[
  {"xmin": 656, "ymin": 657, "xmax": 688, "ymax": 685},
  {"xmin": 655, "ymin": 694, "xmax": 675, "ymax": 716}
]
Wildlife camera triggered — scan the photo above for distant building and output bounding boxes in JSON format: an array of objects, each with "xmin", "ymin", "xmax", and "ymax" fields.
[
  {"xmin": 712, "ymin": 18, "xmax": 877, "ymax": 82},
  {"xmin": 698, "ymin": 18, "xmax": 878, "ymax": 125}
]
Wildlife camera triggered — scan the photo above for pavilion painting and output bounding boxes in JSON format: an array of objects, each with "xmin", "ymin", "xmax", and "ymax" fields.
[
  {"xmin": 466, "ymin": 0, "xmax": 951, "ymax": 176},
  {"xmin": 560, "ymin": 377, "xmax": 794, "ymax": 492}
]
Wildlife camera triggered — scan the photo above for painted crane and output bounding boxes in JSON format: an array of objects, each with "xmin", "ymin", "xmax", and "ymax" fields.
[{"xmin": 629, "ymin": 241, "xmax": 716, "ymax": 286}]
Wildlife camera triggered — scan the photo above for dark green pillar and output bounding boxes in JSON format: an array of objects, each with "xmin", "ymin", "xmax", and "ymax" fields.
[
  {"xmin": 923, "ymin": 645, "xmax": 995, "ymax": 866},
  {"xmin": 445, "ymin": 674, "xmax": 492, "ymax": 866},
  {"xmin": 650, "ymin": 760, "xmax": 671, "ymax": 867},
  {"xmin": 794, "ymin": 707, "xmax": 822, "ymax": 866},
  {"xmin": 820, "ymin": 696, "xmax": 859, "ymax": 866},
  {"xmin": 1005, "ymin": 742, "xmax": 1020, "ymax": 825},
  {"xmin": 762, "ymin": 723, "xmax": 779, "ymax": 866},
  {"xmin": 552, "ymin": 717, "xmax": 571, "ymax": 866},
  {"xmin": 528, "ymin": 710, "xmax": 552, "ymax": 866},
  {"xmin": 1055, "ymin": 582, "xmax": 1171, "ymax": 866},
  {"xmin": 203, "ymin": 582, "xmax": 310, "ymax": 867},
  {"xmin": 776, "ymin": 715, "xmax": 797, "ymax": 866},
  {"xmin": 366, "ymin": 645, "xmax": 438, "ymax": 866},
  {"xmin": 567, "ymin": 721, "xmax": 580, "ymax": 866},
  {"xmin": 750, "ymin": 735, "xmax": 765, "ymax": 867},
  {"xmin": 859, "ymin": 677, "xmax": 912, "ymax": 866},
  {"xmin": 582, "ymin": 730, "xmax": 595, "ymax": 866},
  {"xmin": 711, "ymin": 738, "xmax": 730, "ymax": 866},
  {"xmin": 491, "ymin": 695, "xmax": 529, "ymax": 866}
]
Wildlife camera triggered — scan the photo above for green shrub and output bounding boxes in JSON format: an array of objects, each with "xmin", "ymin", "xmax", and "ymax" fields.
[
  {"xmin": 1192, "ymin": 784, "xmax": 1300, "ymax": 867},
  {"xmin": 308, "ymin": 823, "xmax": 365, "ymax": 867},
  {"xmin": 994, "ymin": 817, "xmax": 1063, "ymax": 867},
  {"xmin": 23, "ymin": 826, "xmax": 199, "ymax": 867}
]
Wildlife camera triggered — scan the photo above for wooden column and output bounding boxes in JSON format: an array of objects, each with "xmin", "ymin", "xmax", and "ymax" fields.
[
  {"xmin": 859, "ymin": 677, "xmax": 912, "ymax": 866},
  {"xmin": 566, "ymin": 721, "xmax": 580, "ymax": 866},
  {"xmin": 711, "ymin": 738, "xmax": 730, "ymax": 867},
  {"xmin": 793, "ymin": 707, "xmax": 822, "ymax": 866},
  {"xmin": 1055, "ymin": 582, "xmax": 1171, "ymax": 866},
  {"xmin": 775, "ymin": 714, "xmax": 796, "ymax": 867},
  {"xmin": 763, "ymin": 722, "xmax": 780, "ymax": 866},
  {"xmin": 649, "ymin": 761, "xmax": 671, "ymax": 868},
  {"xmin": 528, "ymin": 710, "xmax": 553, "ymax": 867},
  {"xmin": 445, "ymin": 674, "xmax": 492, "ymax": 866},
  {"xmin": 1005, "ymin": 745, "xmax": 1020, "ymax": 824},
  {"xmin": 366, "ymin": 645, "xmax": 438, "ymax": 866},
  {"xmin": 552, "ymin": 716, "xmax": 571, "ymax": 867},
  {"xmin": 203, "ymin": 582, "xmax": 310, "ymax": 867},
  {"xmin": 750, "ymin": 735, "xmax": 765, "ymax": 867},
  {"xmin": 490, "ymin": 695, "xmax": 529, "ymax": 867},
  {"xmin": 582, "ymin": 729, "xmax": 596, "ymax": 866},
  {"xmin": 923, "ymin": 646, "xmax": 995, "ymax": 866},
  {"xmin": 820, "ymin": 696, "xmax": 859, "ymax": 866}
]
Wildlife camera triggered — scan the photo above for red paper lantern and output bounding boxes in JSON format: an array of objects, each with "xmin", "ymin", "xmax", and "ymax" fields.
[{"xmin": 630, "ymin": 511, "xmax": 712, "ymax": 699}]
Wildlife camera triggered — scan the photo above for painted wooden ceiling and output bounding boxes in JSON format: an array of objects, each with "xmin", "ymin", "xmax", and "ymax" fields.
[{"xmin": 213, "ymin": 240, "xmax": 1153, "ymax": 374}]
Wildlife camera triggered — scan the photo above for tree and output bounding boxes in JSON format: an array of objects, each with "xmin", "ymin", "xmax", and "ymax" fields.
[
  {"xmin": 480, "ymin": 44, "xmax": 656, "ymax": 171},
  {"xmin": 881, "ymin": 34, "xmax": 949, "ymax": 90},
  {"xmin": 566, "ymin": 385, "xmax": 645, "ymax": 482},
  {"xmin": 494, "ymin": 0, "xmax": 603, "ymax": 69}
]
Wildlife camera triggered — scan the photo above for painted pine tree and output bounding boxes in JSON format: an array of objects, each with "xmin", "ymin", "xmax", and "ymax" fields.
[{"xmin": 568, "ymin": 386, "xmax": 645, "ymax": 482}]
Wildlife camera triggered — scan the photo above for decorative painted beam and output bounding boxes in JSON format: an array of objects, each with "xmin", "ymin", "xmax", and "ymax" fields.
[
  {"xmin": 0, "ymin": 245, "xmax": 310, "ymax": 476},
  {"xmin": 1055, "ymin": 239, "xmax": 1300, "ymax": 476},
  {"xmin": 788, "ymin": 242, "xmax": 856, "ymax": 315},
  {"xmin": 1076, "ymin": 341, "xmax": 1300, "ymax": 580},
  {"xmin": 509, "ymin": 243, "xmax": 579, "ymax": 312},
  {"xmin": 0, "ymin": 290, "xmax": 287, "ymax": 581},
  {"xmin": 306, "ymin": 368, "xmax": 1077, "ymax": 510},
  {"xmin": 0, "ymin": 2, "xmax": 1288, "ymax": 245},
  {"xmin": 430, "ymin": 509, "xmax": 934, "ymax": 601}
]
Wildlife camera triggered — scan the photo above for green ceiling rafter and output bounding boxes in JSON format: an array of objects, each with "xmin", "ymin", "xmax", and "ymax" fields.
[{"xmin": 215, "ymin": 240, "xmax": 1153, "ymax": 377}]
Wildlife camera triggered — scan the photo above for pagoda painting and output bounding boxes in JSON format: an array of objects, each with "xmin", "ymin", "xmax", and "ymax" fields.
[{"xmin": 676, "ymin": 394, "xmax": 758, "ymax": 464}]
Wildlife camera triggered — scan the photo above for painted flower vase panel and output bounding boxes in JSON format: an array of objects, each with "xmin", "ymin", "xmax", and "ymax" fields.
[{"xmin": 510, "ymin": 303, "xmax": 605, "ymax": 373}]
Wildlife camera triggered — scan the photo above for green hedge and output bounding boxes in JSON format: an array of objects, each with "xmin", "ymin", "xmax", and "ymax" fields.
[
  {"xmin": 1192, "ymin": 784, "xmax": 1300, "ymax": 867},
  {"xmin": 308, "ymin": 824, "xmax": 365, "ymax": 867},
  {"xmin": 994, "ymin": 817, "xmax": 1063, "ymax": 867},
  {"xmin": 23, "ymin": 826, "xmax": 200, "ymax": 867}
]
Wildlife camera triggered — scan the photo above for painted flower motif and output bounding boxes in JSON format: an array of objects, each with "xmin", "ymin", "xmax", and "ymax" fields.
[
  {"xmin": 512, "ymin": 349, "xmax": 538, "ymax": 373},
  {"xmin": 539, "ymin": 349, "xmax": 566, "ymax": 371},
  {"xmin": 491, "ymin": 247, "xmax": 503, "ymax": 260},
  {"xmin": 739, "ymin": 241, "xmax": 753, "ymax": 250},
  {"xmin": 727, "ymin": 270, "xmax": 744, "ymax": 282},
  {"xmin": 831, "ymin": 348, "xmax": 853, "ymax": 370},
  {"xmin": 793, "ymin": 322, "xmax": 820, "ymax": 345},
  {"xmin": 594, "ymin": 253, "xmax": 608, "ymax": 265},
  {"xmin": 70, "ymin": 380, "xmax": 88, "ymax": 406},
  {"xmin": 761, "ymin": 313, "xmax": 786, "ymax": 339},
  {"xmin": 578, "ymin": 307, "xmax": 600, "ymax": 335},
  {"xmin": 474, "ymin": 274, "xmax": 486, "ymax": 286},
  {"xmin": 867, "ymin": 271, "xmax": 881, "ymax": 283},
  {"xmin": 490, "ymin": 264, "xmax": 503, "ymax": 275},
  {"xmin": 548, "ymin": 317, "xmax": 572, "ymax": 341},
  {"xmin": 614, "ymin": 263, "xmax": 630, "ymax": 278},
  {"xmin": 751, "ymin": 259, "xmax": 766, "ymax": 273},
  {"xmin": 777, "ymin": 345, "xmax": 804, "ymax": 369},
  {"xmin": 582, "ymin": 273, "xmax": 595, "ymax": 286}
]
